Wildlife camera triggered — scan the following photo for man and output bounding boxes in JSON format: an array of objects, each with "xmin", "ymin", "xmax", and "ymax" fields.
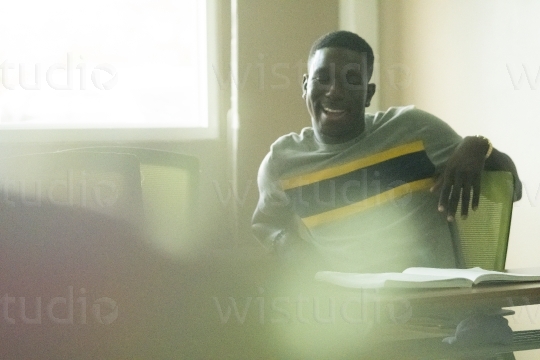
[{"xmin": 252, "ymin": 31, "xmax": 521, "ymax": 273}]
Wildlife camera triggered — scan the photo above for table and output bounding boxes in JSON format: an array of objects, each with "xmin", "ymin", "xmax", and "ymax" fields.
[{"xmin": 336, "ymin": 269, "xmax": 540, "ymax": 359}]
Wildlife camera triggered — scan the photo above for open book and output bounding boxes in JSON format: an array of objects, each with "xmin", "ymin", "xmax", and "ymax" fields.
[{"xmin": 315, "ymin": 267, "xmax": 540, "ymax": 289}]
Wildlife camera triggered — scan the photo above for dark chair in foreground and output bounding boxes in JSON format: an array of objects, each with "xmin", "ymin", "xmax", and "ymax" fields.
[
  {"xmin": 0, "ymin": 151, "xmax": 162, "ymax": 359},
  {"xmin": 0, "ymin": 148, "xmax": 272, "ymax": 360}
]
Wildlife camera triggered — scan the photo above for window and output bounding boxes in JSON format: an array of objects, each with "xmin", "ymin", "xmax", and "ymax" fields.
[{"xmin": 0, "ymin": 0, "xmax": 219, "ymax": 142}]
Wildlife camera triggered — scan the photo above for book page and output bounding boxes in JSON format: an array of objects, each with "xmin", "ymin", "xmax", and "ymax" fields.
[
  {"xmin": 403, "ymin": 267, "xmax": 540, "ymax": 284},
  {"xmin": 315, "ymin": 271, "xmax": 473, "ymax": 289}
]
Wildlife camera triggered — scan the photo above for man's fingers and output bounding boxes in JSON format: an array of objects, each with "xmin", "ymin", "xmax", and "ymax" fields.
[
  {"xmin": 438, "ymin": 178, "xmax": 452, "ymax": 212},
  {"xmin": 472, "ymin": 175, "xmax": 482, "ymax": 210},
  {"xmin": 460, "ymin": 184, "xmax": 471, "ymax": 219},
  {"xmin": 436, "ymin": 170, "xmax": 482, "ymax": 220},
  {"xmin": 447, "ymin": 185, "xmax": 462, "ymax": 222},
  {"xmin": 446, "ymin": 171, "xmax": 470, "ymax": 222},
  {"xmin": 430, "ymin": 176, "xmax": 443, "ymax": 193},
  {"xmin": 459, "ymin": 173, "xmax": 473, "ymax": 219}
]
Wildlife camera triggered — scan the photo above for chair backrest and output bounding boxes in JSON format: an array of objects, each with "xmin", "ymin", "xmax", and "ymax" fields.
[
  {"xmin": 0, "ymin": 151, "xmax": 145, "ymax": 228},
  {"xmin": 452, "ymin": 171, "xmax": 515, "ymax": 271},
  {"xmin": 62, "ymin": 146, "xmax": 200, "ymax": 256}
]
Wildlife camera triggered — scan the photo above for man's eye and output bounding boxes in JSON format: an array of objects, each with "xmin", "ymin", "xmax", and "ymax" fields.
[
  {"xmin": 346, "ymin": 75, "xmax": 363, "ymax": 86},
  {"xmin": 313, "ymin": 76, "xmax": 330, "ymax": 84}
]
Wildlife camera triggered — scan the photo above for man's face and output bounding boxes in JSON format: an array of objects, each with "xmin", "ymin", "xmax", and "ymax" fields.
[{"xmin": 303, "ymin": 47, "xmax": 376, "ymax": 144}]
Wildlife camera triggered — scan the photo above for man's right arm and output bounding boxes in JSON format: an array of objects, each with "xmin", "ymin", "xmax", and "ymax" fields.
[
  {"xmin": 252, "ymin": 210, "xmax": 312, "ymax": 260},
  {"xmin": 251, "ymin": 153, "xmax": 318, "ymax": 262}
]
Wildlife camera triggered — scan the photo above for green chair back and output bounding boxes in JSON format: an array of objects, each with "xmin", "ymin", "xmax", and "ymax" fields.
[
  {"xmin": 452, "ymin": 171, "xmax": 515, "ymax": 271},
  {"xmin": 63, "ymin": 147, "xmax": 199, "ymax": 256}
]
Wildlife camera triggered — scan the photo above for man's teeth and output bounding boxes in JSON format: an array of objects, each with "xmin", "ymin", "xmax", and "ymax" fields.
[{"xmin": 324, "ymin": 108, "xmax": 345, "ymax": 113}]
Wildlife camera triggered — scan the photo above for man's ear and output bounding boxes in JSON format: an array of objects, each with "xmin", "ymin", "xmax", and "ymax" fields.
[
  {"xmin": 365, "ymin": 83, "xmax": 376, "ymax": 107},
  {"xmin": 302, "ymin": 74, "xmax": 308, "ymax": 99}
]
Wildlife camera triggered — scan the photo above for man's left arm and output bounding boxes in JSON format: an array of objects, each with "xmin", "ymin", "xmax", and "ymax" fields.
[{"xmin": 432, "ymin": 135, "xmax": 522, "ymax": 221}]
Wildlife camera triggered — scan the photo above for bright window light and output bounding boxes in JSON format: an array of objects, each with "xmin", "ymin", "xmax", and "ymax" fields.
[{"xmin": 0, "ymin": 0, "xmax": 214, "ymax": 141}]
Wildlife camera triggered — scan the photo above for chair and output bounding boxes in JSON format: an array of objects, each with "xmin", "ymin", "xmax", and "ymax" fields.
[
  {"xmin": 452, "ymin": 170, "xmax": 515, "ymax": 271},
  {"xmin": 451, "ymin": 171, "xmax": 517, "ymax": 360},
  {"xmin": 0, "ymin": 148, "xmax": 201, "ymax": 358},
  {"xmin": 61, "ymin": 147, "xmax": 200, "ymax": 256},
  {"xmin": 0, "ymin": 151, "xmax": 145, "ymax": 228},
  {"xmin": 0, "ymin": 154, "xmax": 163, "ymax": 359}
]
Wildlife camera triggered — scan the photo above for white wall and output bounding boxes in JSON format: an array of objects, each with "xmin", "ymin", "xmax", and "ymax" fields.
[{"xmin": 339, "ymin": 0, "xmax": 381, "ymax": 112}]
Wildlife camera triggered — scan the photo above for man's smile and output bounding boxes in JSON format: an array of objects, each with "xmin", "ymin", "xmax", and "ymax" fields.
[{"xmin": 322, "ymin": 106, "xmax": 347, "ymax": 120}]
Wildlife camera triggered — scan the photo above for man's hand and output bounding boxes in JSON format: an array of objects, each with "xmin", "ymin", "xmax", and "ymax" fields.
[
  {"xmin": 431, "ymin": 136, "xmax": 491, "ymax": 221},
  {"xmin": 274, "ymin": 232, "xmax": 315, "ymax": 261}
]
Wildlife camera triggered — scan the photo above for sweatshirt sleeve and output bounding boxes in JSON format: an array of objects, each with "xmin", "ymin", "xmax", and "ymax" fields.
[
  {"xmin": 251, "ymin": 150, "xmax": 297, "ymax": 250},
  {"xmin": 409, "ymin": 108, "xmax": 463, "ymax": 171},
  {"xmin": 252, "ymin": 138, "xmax": 318, "ymax": 253}
]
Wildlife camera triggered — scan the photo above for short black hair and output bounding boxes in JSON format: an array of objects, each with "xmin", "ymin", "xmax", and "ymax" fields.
[{"xmin": 308, "ymin": 30, "xmax": 374, "ymax": 79}]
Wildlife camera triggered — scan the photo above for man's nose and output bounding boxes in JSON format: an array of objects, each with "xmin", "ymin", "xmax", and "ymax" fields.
[{"xmin": 325, "ymin": 78, "xmax": 345, "ymax": 99}]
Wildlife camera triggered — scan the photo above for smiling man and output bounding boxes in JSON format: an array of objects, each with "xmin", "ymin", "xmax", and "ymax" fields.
[{"xmin": 252, "ymin": 31, "xmax": 521, "ymax": 272}]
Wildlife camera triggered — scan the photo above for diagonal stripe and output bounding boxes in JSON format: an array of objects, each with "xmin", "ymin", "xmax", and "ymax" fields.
[
  {"xmin": 281, "ymin": 141, "xmax": 425, "ymax": 190},
  {"xmin": 302, "ymin": 178, "xmax": 435, "ymax": 228},
  {"xmin": 284, "ymin": 150, "xmax": 435, "ymax": 218}
]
